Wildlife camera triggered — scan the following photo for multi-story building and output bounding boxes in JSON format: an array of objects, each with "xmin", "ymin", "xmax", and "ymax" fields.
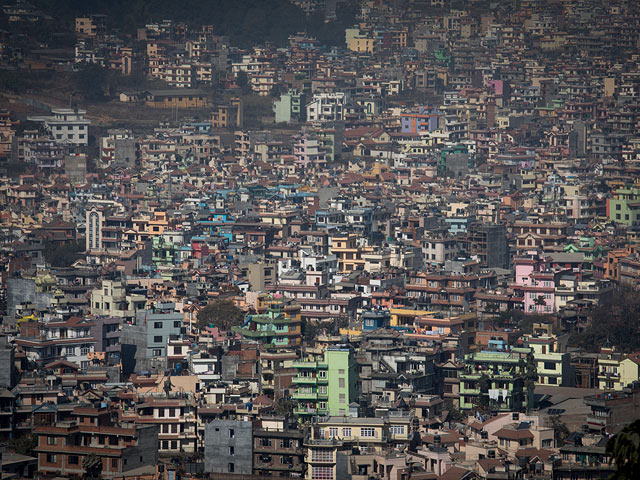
[
  {"xmin": 28, "ymin": 109, "xmax": 90, "ymax": 146},
  {"xmin": 306, "ymin": 93, "xmax": 348, "ymax": 123},
  {"xmin": 34, "ymin": 406, "xmax": 158, "ymax": 479},
  {"xmin": 253, "ymin": 417, "xmax": 305, "ymax": 477},
  {"xmin": 459, "ymin": 342, "xmax": 532, "ymax": 412},
  {"xmin": 120, "ymin": 303, "xmax": 185, "ymax": 375},
  {"xmin": 120, "ymin": 396, "xmax": 197, "ymax": 453},
  {"xmin": 233, "ymin": 299, "xmax": 302, "ymax": 349},
  {"xmin": 522, "ymin": 332, "xmax": 572, "ymax": 387},
  {"xmin": 204, "ymin": 419, "xmax": 253, "ymax": 475},
  {"xmin": 293, "ymin": 347, "xmax": 359, "ymax": 417}
]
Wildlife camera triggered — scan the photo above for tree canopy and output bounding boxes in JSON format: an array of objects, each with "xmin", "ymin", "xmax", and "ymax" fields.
[
  {"xmin": 575, "ymin": 287, "xmax": 640, "ymax": 353},
  {"xmin": 607, "ymin": 419, "xmax": 640, "ymax": 480},
  {"xmin": 30, "ymin": 0, "xmax": 358, "ymax": 49},
  {"xmin": 196, "ymin": 299, "xmax": 244, "ymax": 331}
]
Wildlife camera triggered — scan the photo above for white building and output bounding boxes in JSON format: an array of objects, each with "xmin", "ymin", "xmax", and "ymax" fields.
[
  {"xmin": 306, "ymin": 92, "xmax": 348, "ymax": 122},
  {"xmin": 28, "ymin": 108, "xmax": 90, "ymax": 146}
]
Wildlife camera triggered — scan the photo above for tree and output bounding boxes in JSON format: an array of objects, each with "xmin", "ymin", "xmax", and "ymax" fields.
[
  {"xmin": 7, "ymin": 433, "xmax": 37, "ymax": 456},
  {"xmin": 549, "ymin": 415, "xmax": 570, "ymax": 447},
  {"xmin": 273, "ymin": 395, "xmax": 295, "ymax": 416},
  {"xmin": 521, "ymin": 350, "xmax": 538, "ymax": 413},
  {"xmin": 606, "ymin": 419, "xmax": 640, "ymax": 480},
  {"xmin": 43, "ymin": 240, "xmax": 84, "ymax": 268},
  {"xmin": 196, "ymin": 299, "xmax": 244, "ymax": 331},
  {"xmin": 82, "ymin": 453, "xmax": 103, "ymax": 479},
  {"xmin": 576, "ymin": 287, "xmax": 640, "ymax": 353}
]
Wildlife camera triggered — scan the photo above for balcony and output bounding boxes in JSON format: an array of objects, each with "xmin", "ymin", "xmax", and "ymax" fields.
[
  {"xmin": 293, "ymin": 391, "xmax": 317, "ymax": 401},
  {"xmin": 294, "ymin": 407, "xmax": 317, "ymax": 415},
  {"xmin": 293, "ymin": 377, "xmax": 317, "ymax": 385}
]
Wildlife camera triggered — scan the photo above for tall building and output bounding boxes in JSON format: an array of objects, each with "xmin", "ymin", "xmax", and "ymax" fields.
[
  {"xmin": 86, "ymin": 208, "xmax": 103, "ymax": 253},
  {"xmin": 293, "ymin": 346, "xmax": 359, "ymax": 417},
  {"xmin": 120, "ymin": 302, "xmax": 184, "ymax": 375},
  {"xmin": 467, "ymin": 223, "xmax": 509, "ymax": 270},
  {"xmin": 204, "ymin": 419, "xmax": 253, "ymax": 475}
]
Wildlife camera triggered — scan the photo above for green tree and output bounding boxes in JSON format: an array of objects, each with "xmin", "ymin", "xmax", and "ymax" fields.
[
  {"xmin": 549, "ymin": 415, "xmax": 570, "ymax": 447},
  {"xmin": 577, "ymin": 287, "xmax": 640, "ymax": 353},
  {"xmin": 7, "ymin": 433, "xmax": 37, "ymax": 456},
  {"xmin": 82, "ymin": 453, "xmax": 103, "ymax": 479},
  {"xmin": 606, "ymin": 419, "xmax": 640, "ymax": 480},
  {"xmin": 521, "ymin": 350, "xmax": 538, "ymax": 413},
  {"xmin": 43, "ymin": 241, "xmax": 84, "ymax": 268},
  {"xmin": 196, "ymin": 299, "xmax": 244, "ymax": 331}
]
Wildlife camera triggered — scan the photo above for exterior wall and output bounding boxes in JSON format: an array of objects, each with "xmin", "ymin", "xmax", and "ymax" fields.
[
  {"xmin": 326, "ymin": 349, "xmax": 358, "ymax": 416},
  {"xmin": 204, "ymin": 420, "xmax": 253, "ymax": 475}
]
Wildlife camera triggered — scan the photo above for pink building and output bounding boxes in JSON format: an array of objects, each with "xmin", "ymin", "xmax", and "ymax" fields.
[{"xmin": 513, "ymin": 252, "xmax": 555, "ymax": 314}]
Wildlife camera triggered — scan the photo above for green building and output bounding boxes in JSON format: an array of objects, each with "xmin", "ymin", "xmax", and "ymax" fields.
[
  {"xmin": 292, "ymin": 347, "xmax": 358, "ymax": 417},
  {"xmin": 232, "ymin": 304, "xmax": 302, "ymax": 349},
  {"xmin": 273, "ymin": 88, "xmax": 306, "ymax": 124},
  {"xmin": 152, "ymin": 236, "xmax": 176, "ymax": 266},
  {"xmin": 608, "ymin": 185, "xmax": 640, "ymax": 226},
  {"xmin": 459, "ymin": 344, "xmax": 533, "ymax": 413}
]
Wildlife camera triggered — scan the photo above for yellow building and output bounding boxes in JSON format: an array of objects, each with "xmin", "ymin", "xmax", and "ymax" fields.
[
  {"xmin": 598, "ymin": 349, "xmax": 640, "ymax": 391},
  {"xmin": 389, "ymin": 307, "xmax": 435, "ymax": 328},
  {"xmin": 348, "ymin": 36, "xmax": 376, "ymax": 53},
  {"xmin": 330, "ymin": 234, "xmax": 374, "ymax": 273}
]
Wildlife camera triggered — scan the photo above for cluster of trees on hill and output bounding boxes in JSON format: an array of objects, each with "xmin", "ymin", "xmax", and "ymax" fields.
[{"xmin": 28, "ymin": 0, "xmax": 358, "ymax": 48}]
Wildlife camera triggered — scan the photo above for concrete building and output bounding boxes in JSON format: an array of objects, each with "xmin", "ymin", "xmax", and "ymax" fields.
[
  {"xmin": 204, "ymin": 419, "xmax": 253, "ymax": 475},
  {"xmin": 274, "ymin": 89, "xmax": 306, "ymax": 124},
  {"xmin": 0, "ymin": 336, "xmax": 15, "ymax": 388},
  {"xmin": 293, "ymin": 346, "xmax": 359, "ymax": 417},
  {"xmin": 28, "ymin": 109, "xmax": 90, "ymax": 146},
  {"xmin": 120, "ymin": 303, "xmax": 184, "ymax": 375}
]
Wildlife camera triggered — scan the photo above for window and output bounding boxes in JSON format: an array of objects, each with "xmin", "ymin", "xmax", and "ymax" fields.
[
  {"xmin": 360, "ymin": 428, "xmax": 375, "ymax": 437},
  {"xmin": 154, "ymin": 336, "xmax": 163, "ymax": 343},
  {"xmin": 154, "ymin": 322, "xmax": 163, "ymax": 328},
  {"xmin": 328, "ymin": 427, "xmax": 339, "ymax": 438},
  {"xmin": 111, "ymin": 458, "xmax": 118, "ymax": 468},
  {"xmin": 47, "ymin": 436, "xmax": 56, "ymax": 445},
  {"xmin": 260, "ymin": 438, "xmax": 272, "ymax": 447},
  {"xmin": 312, "ymin": 466, "xmax": 333, "ymax": 479},
  {"xmin": 548, "ymin": 376, "xmax": 558, "ymax": 385},
  {"xmin": 174, "ymin": 321, "xmax": 181, "ymax": 328},
  {"xmin": 153, "ymin": 349, "xmax": 162, "ymax": 356},
  {"xmin": 544, "ymin": 362, "xmax": 557, "ymax": 370},
  {"xmin": 311, "ymin": 449, "xmax": 333, "ymax": 462},
  {"xmin": 338, "ymin": 369, "xmax": 345, "ymax": 375},
  {"xmin": 339, "ymin": 394, "xmax": 345, "ymax": 403},
  {"xmin": 391, "ymin": 425, "xmax": 405, "ymax": 435},
  {"xmin": 281, "ymin": 439, "xmax": 293, "ymax": 448},
  {"xmin": 69, "ymin": 456, "xmax": 79, "ymax": 465},
  {"xmin": 342, "ymin": 427, "xmax": 351, "ymax": 436},
  {"xmin": 339, "ymin": 378, "xmax": 345, "ymax": 388},
  {"xmin": 228, "ymin": 463, "xmax": 235, "ymax": 473},
  {"xmin": 229, "ymin": 429, "xmax": 235, "ymax": 439},
  {"xmin": 46, "ymin": 454, "xmax": 57, "ymax": 463}
]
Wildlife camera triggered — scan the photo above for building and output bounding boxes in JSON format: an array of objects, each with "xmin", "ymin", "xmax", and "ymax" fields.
[
  {"xmin": 28, "ymin": 109, "xmax": 90, "ymax": 146},
  {"xmin": 459, "ymin": 342, "xmax": 532, "ymax": 412},
  {"xmin": 145, "ymin": 90, "xmax": 209, "ymax": 108},
  {"xmin": 522, "ymin": 324, "xmax": 573, "ymax": 387},
  {"xmin": 252, "ymin": 417, "xmax": 305, "ymax": 477},
  {"xmin": 233, "ymin": 299, "xmax": 302, "ymax": 349},
  {"xmin": 34, "ymin": 406, "xmax": 158, "ymax": 479},
  {"xmin": 86, "ymin": 208, "xmax": 103, "ymax": 252},
  {"xmin": 293, "ymin": 347, "xmax": 359, "ymax": 417},
  {"xmin": 583, "ymin": 385, "xmax": 640, "ymax": 434},
  {"xmin": 204, "ymin": 419, "xmax": 253, "ymax": 475},
  {"xmin": 120, "ymin": 303, "xmax": 184, "ymax": 375},
  {"xmin": 274, "ymin": 89, "xmax": 306, "ymax": 124}
]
